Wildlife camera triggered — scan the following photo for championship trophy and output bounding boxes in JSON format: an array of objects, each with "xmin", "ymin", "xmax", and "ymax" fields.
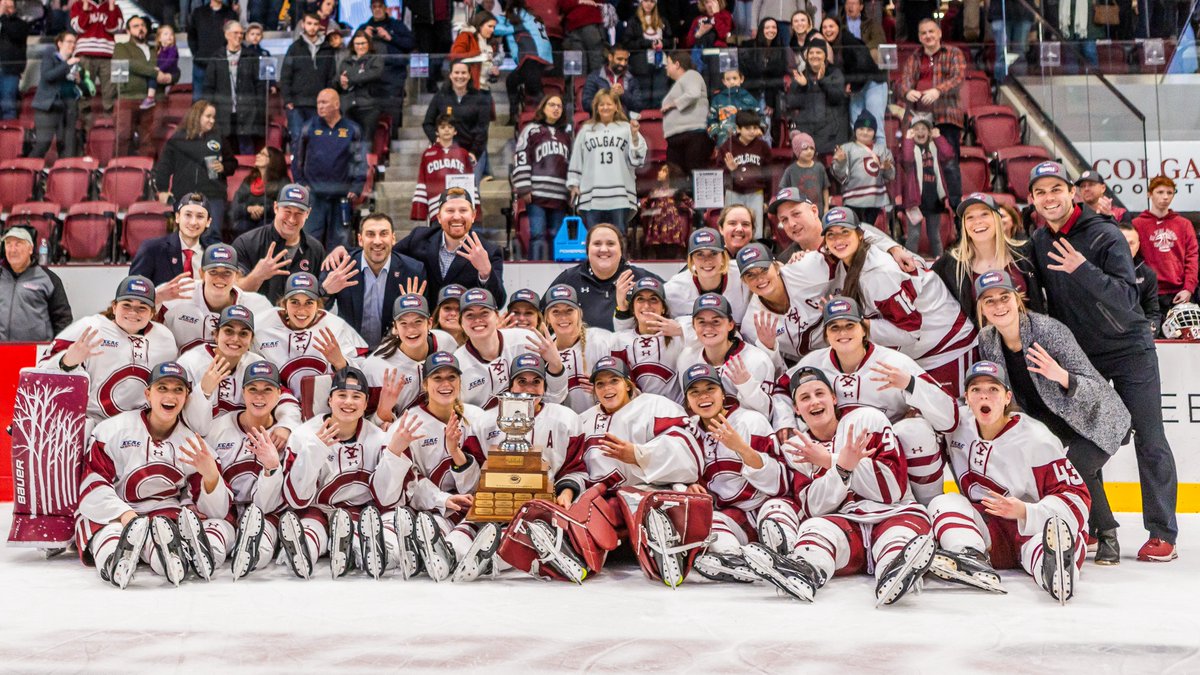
[{"xmin": 467, "ymin": 392, "xmax": 554, "ymax": 522}]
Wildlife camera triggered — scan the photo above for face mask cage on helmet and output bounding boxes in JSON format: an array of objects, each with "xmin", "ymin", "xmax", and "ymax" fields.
[{"xmin": 1162, "ymin": 302, "xmax": 1200, "ymax": 340}]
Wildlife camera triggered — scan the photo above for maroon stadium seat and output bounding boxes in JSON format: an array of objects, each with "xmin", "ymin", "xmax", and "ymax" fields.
[
  {"xmin": 958, "ymin": 146, "xmax": 993, "ymax": 195},
  {"xmin": 637, "ymin": 110, "xmax": 666, "ymax": 163},
  {"xmin": 0, "ymin": 158, "xmax": 45, "ymax": 212},
  {"xmin": 60, "ymin": 201, "xmax": 118, "ymax": 261},
  {"xmin": 961, "ymin": 71, "xmax": 994, "ymax": 117},
  {"xmin": 996, "ymin": 145, "xmax": 1053, "ymax": 201},
  {"xmin": 86, "ymin": 117, "xmax": 117, "ymax": 165},
  {"xmin": 970, "ymin": 105, "xmax": 1023, "ymax": 155},
  {"xmin": 7, "ymin": 202, "xmax": 60, "ymax": 248},
  {"xmin": 121, "ymin": 201, "xmax": 173, "ymax": 258},
  {"xmin": 100, "ymin": 156, "xmax": 154, "ymax": 211},
  {"xmin": 45, "ymin": 157, "xmax": 100, "ymax": 207},
  {"xmin": 227, "ymin": 154, "xmax": 256, "ymax": 202},
  {"xmin": 0, "ymin": 123, "xmax": 24, "ymax": 160}
]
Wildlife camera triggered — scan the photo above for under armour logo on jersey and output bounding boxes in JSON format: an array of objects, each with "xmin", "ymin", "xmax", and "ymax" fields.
[
  {"xmin": 290, "ymin": 331, "xmax": 312, "ymax": 354},
  {"xmin": 129, "ymin": 336, "xmax": 147, "ymax": 362},
  {"xmin": 971, "ymin": 441, "xmax": 992, "ymax": 471},
  {"xmin": 343, "ymin": 445, "xmax": 360, "ymax": 462}
]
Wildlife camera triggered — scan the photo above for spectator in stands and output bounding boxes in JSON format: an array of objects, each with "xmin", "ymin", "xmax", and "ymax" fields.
[
  {"xmin": 1133, "ymin": 175, "xmax": 1198, "ymax": 319},
  {"xmin": 497, "ymin": 0, "xmax": 553, "ymax": 121},
  {"xmin": 832, "ymin": 112, "xmax": 894, "ymax": 227},
  {"xmin": 0, "ymin": 225, "xmax": 72, "ymax": 342},
  {"xmin": 898, "ymin": 19, "xmax": 965, "ymax": 163},
  {"xmin": 423, "ymin": 61, "xmax": 492, "ymax": 185},
  {"xmin": 683, "ymin": 0, "xmax": 732, "ymax": 92},
  {"xmin": 144, "ymin": 25, "xmax": 181, "ymax": 111},
  {"xmin": 188, "ymin": 0, "xmax": 238, "ymax": 101},
  {"xmin": 293, "ymin": 88, "xmax": 367, "ymax": 251},
  {"xmin": 233, "ymin": 183, "xmax": 327, "ymax": 303},
  {"xmin": 559, "ymin": 0, "xmax": 607, "ymax": 76},
  {"xmin": 412, "ymin": 114, "xmax": 475, "ymax": 224},
  {"xmin": 659, "ymin": 0, "xmax": 700, "ymax": 41},
  {"xmin": 155, "ymin": 100, "xmax": 235, "ymax": 240},
  {"xmin": 339, "ymin": 31, "xmax": 386, "ymax": 142},
  {"xmin": 786, "ymin": 39, "xmax": 847, "ymax": 155},
  {"xmin": 130, "ymin": 192, "xmax": 213, "ymax": 284},
  {"xmin": 706, "ymin": 68, "xmax": 758, "ymax": 146},
  {"xmin": 325, "ymin": 26, "xmax": 350, "ymax": 72},
  {"xmin": 897, "ymin": 113, "xmax": 952, "ymax": 256},
  {"xmin": 69, "ymin": 0, "xmax": 121, "ymax": 118},
  {"xmin": 231, "ymin": 146, "xmax": 288, "ymax": 236},
  {"xmin": 281, "ymin": 13, "xmax": 336, "ymax": 149},
  {"xmin": 785, "ymin": 9, "xmax": 819, "ymax": 71},
  {"xmin": 1119, "ymin": 221, "xmax": 1163, "ymax": 335},
  {"xmin": 310, "ymin": 0, "xmax": 344, "ymax": 36},
  {"xmin": 749, "ymin": 0, "xmax": 802, "ymax": 43},
  {"xmin": 741, "ymin": 18, "xmax": 787, "ymax": 132},
  {"xmin": 618, "ymin": 0, "xmax": 673, "ymax": 107},
  {"xmin": 662, "ymin": 51, "xmax": 712, "ymax": 176},
  {"xmin": 1076, "ymin": 170, "xmax": 1128, "ymax": 223},
  {"xmin": 568, "ymin": 89, "xmax": 648, "ymax": 231},
  {"xmin": 582, "ymin": 45, "xmax": 645, "ymax": 114},
  {"xmin": 319, "ymin": 213, "xmax": 426, "ymax": 349},
  {"xmin": 410, "ymin": 0, "xmax": 453, "ymax": 93},
  {"xmin": 840, "ymin": 0, "xmax": 884, "ymax": 58},
  {"xmin": 719, "ymin": 110, "xmax": 772, "ymax": 232},
  {"xmin": 512, "ymin": 95, "xmax": 572, "ymax": 260},
  {"xmin": 822, "ymin": 16, "xmax": 886, "ymax": 144},
  {"xmin": 359, "ymin": 0, "xmax": 413, "ymax": 129},
  {"xmin": 113, "ymin": 16, "xmax": 175, "ymax": 157},
  {"xmin": 31, "ymin": 32, "xmax": 82, "ymax": 159},
  {"xmin": 988, "ymin": 0, "xmax": 1034, "ymax": 80},
  {"xmin": 1028, "ymin": 161, "xmax": 1179, "ymax": 562},
  {"xmin": 639, "ymin": 163, "xmax": 694, "ymax": 258},
  {"xmin": 778, "ymin": 131, "xmax": 829, "ymax": 213},
  {"xmin": 450, "ymin": 10, "xmax": 500, "ymax": 91},
  {"xmin": 0, "ymin": 0, "xmax": 29, "ymax": 120},
  {"xmin": 204, "ymin": 20, "xmax": 267, "ymax": 155},
  {"xmin": 549, "ymin": 222, "xmax": 662, "ymax": 330}
]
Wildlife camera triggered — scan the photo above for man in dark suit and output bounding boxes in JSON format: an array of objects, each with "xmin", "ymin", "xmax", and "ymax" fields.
[
  {"xmin": 320, "ymin": 213, "xmax": 426, "ymax": 349},
  {"xmin": 396, "ymin": 186, "xmax": 505, "ymax": 306},
  {"xmin": 129, "ymin": 192, "xmax": 212, "ymax": 286}
]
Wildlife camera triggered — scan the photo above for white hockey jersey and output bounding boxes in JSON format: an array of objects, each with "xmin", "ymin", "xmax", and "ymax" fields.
[
  {"xmin": 664, "ymin": 269, "xmax": 752, "ymax": 328},
  {"xmin": 156, "ymin": 284, "xmax": 274, "ymax": 354},
  {"xmin": 738, "ymin": 253, "xmax": 837, "ymax": 366},
  {"xmin": 795, "ymin": 343, "xmax": 958, "ymax": 430},
  {"xmin": 360, "ymin": 329, "xmax": 458, "ymax": 416},
  {"xmin": 43, "ymin": 315, "xmax": 179, "ymax": 420},
  {"xmin": 676, "ymin": 338, "xmax": 781, "ymax": 420},
  {"xmin": 694, "ymin": 405, "xmax": 787, "ymax": 513},
  {"xmin": 609, "ymin": 330, "xmax": 684, "ymax": 402},
  {"xmin": 76, "ymin": 410, "xmax": 233, "ymax": 527},
  {"xmin": 254, "ymin": 310, "xmax": 369, "ymax": 396},
  {"xmin": 476, "ymin": 400, "xmax": 589, "ymax": 495},
  {"xmin": 556, "ymin": 327, "xmax": 620, "ymax": 413},
  {"xmin": 204, "ymin": 412, "xmax": 288, "ymax": 513},
  {"xmin": 177, "ymin": 345, "xmax": 303, "ymax": 435},
  {"xmin": 455, "ymin": 328, "xmax": 567, "ymax": 409},
  {"xmin": 944, "ymin": 410, "xmax": 1091, "ymax": 538},
  {"xmin": 832, "ymin": 247, "xmax": 977, "ymax": 370},
  {"xmin": 579, "ymin": 393, "xmax": 703, "ymax": 492},
  {"xmin": 393, "ymin": 403, "xmax": 492, "ymax": 513}
]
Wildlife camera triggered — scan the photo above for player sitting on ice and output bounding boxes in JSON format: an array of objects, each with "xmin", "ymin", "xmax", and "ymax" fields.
[
  {"xmin": 610, "ymin": 277, "xmax": 686, "ymax": 401},
  {"xmin": 679, "ymin": 364, "xmax": 788, "ymax": 583},
  {"xmin": 791, "ymin": 296, "xmax": 957, "ymax": 504},
  {"xmin": 927, "ymin": 361, "xmax": 1091, "ymax": 604},
  {"xmin": 203, "ymin": 360, "xmax": 296, "ymax": 580},
  {"xmin": 743, "ymin": 367, "xmax": 935, "ymax": 605},
  {"xmin": 542, "ymin": 284, "xmax": 620, "ymax": 414},
  {"xmin": 75, "ymin": 361, "xmax": 234, "ymax": 589},
  {"xmin": 43, "ymin": 275, "xmax": 178, "ymax": 424},
  {"xmin": 254, "ymin": 272, "xmax": 368, "ymax": 395},
  {"xmin": 365, "ymin": 293, "xmax": 460, "ymax": 422},
  {"xmin": 179, "ymin": 304, "xmax": 302, "ymax": 437},
  {"xmin": 279, "ymin": 366, "xmax": 433, "ymax": 580},
  {"xmin": 384, "ymin": 352, "xmax": 497, "ymax": 582},
  {"xmin": 157, "ymin": 243, "xmax": 274, "ymax": 354}
]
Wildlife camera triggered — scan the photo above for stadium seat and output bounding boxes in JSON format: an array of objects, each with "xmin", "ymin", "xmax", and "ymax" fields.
[
  {"xmin": 100, "ymin": 156, "xmax": 155, "ymax": 211},
  {"xmin": 351, "ymin": 153, "xmax": 379, "ymax": 211},
  {"xmin": 227, "ymin": 155, "xmax": 256, "ymax": 202},
  {"xmin": 121, "ymin": 201, "xmax": 173, "ymax": 258},
  {"xmin": 637, "ymin": 110, "xmax": 666, "ymax": 163},
  {"xmin": 0, "ymin": 123, "xmax": 25, "ymax": 160},
  {"xmin": 162, "ymin": 84, "xmax": 193, "ymax": 124},
  {"xmin": 961, "ymin": 71, "xmax": 994, "ymax": 117},
  {"xmin": 45, "ymin": 157, "xmax": 100, "ymax": 207},
  {"xmin": 85, "ymin": 117, "xmax": 117, "ymax": 166},
  {"xmin": 996, "ymin": 145, "xmax": 1053, "ymax": 201},
  {"xmin": 60, "ymin": 201, "xmax": 118, "ymax": 261},
  {"xmin": 7, "ymin": 202, "xmax": 60, "ymax": 250},
  {"xmin": 0, "ymin": 158, "xmax": 45, "ymax": 212},
  {"xmin": 970, "ymin": 105, "xmax": 1023, "ymax": 155},
  {"xmin": 267, "ymin": 120, "xmax": 286, "ymax": 150},
  {"xmin": 958, "ymin": 146, "xmax": 993, "ymax": 195}
]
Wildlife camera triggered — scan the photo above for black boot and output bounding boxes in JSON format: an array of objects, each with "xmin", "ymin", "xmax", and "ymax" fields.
[{"xmin": 1094, "ymin": 529, "xmax": 1120, "ymax": 566}]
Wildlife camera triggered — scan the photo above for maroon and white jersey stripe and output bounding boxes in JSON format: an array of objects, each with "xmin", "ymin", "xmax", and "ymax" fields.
[
  {"xmin": 580, "ymin": 393, "xmax": 703, "ymax": 492},
  {"xmin": 178, "ymin": 345, "xmax": 303, "ymax": 435},
  {"xmin": 205, "ymin": 412, "xmax": 288, "ymax": 513},
  {"xmin": 157, "ymin": 283, "xmax": 274, "ymax": 355},
  {"xmin": 255, "ymin": 310, "xmax": 369, "ymax": 396},
  {"xmin": 609, "ymin": 330, "xmax": 684, "ymax": 403},
  {"xmin": 411, "ymin": 143, "xmax": 475, "ymax": 221},
  {"xmin": 677, "ymin": 339, "xmax": 781, "ymax": 419},
  {"xmin": 457, "ymin": 328, "xmax": 568, "ymax": 410},
  {"xmin": 664, "ymin": 269, "xmax": 752, "ymax": 328},
  {"xmin": 739, "ymin": 253, "xmax": 838, "ymax": 364},
  {"xmin": 556, "ymin": 328, "xmax": 619, "ymax": 413},
  {"xmin": 695, "ymin": 406, "xmax": 786, "ymax": 512},
  {"xmin": 361, "ymin": 329, "xmax": 457, "ymax": 417},
  {"xmin": 394, "ymin": 403, "xmax": 491, "ymax": 509}
]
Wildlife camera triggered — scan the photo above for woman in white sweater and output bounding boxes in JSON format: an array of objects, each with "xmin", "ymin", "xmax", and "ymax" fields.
[
  {"xmin": 567, "ymin": 89, "xmax": 648, "ymax": 232},
  {"xmin": 662, "ymin": 51, "xmax": 713, "ymax": 176}
]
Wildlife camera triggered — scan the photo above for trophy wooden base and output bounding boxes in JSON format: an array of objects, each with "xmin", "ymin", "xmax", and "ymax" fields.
[{"xmin": 467, "ymin": 450, "xmax": 555, "ymax": 523}]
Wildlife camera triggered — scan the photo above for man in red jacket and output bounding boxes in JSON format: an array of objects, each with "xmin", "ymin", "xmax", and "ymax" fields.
[{"xmin": 1133, "ymin": 175, "xmax": 1199, "ymax": 319}]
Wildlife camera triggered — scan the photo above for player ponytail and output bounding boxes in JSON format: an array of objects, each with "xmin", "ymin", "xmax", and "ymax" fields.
[
  {"xmin": 373, "ymin": 332, "xmax": 404, "ymax": 359},
  {"xmin": 838, "ymin": 231, "xmax": 870, "ymax": 307}
]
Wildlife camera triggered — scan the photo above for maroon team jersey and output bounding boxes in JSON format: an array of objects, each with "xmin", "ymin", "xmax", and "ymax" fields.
[{"xmin": 412, "ymin": 143, "xmax": 475, "ymax": 221}]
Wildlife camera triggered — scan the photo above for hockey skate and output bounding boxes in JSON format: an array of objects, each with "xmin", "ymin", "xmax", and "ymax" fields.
[
  {"xmin": 150, "ymin": 515, "xmax": 188, "ymax": 587},
  {"xmin": 452, "ymin": 523, "xmax": 501, "ymax": 583},
  {"xmin": 644, "ymin": 507, "xmax": 686, "ymax": 589},
  {"xmin": 230, "ymin": 505, "xmax": 266, "ymax": 581},
  {"xmin": 929, "ymin": 546, "xmax": 1006, "ymax": 593},
  {"xmin": 415, "ymin": 512, "xmax": 456, "ymax": 582},
  {"xmin": 694, "ymin": 551, "xmax": 758, "ymax": 583},
  {"xmin": 178, "ymin": 509, "xmax": 215, "ymax": 582},
  {"xmin": 102, "ymin": 516, "xmax": 149, "ymax": 590},
  {"xmin": 278, "ymin": 511, "xmax": 313, "ymax": 579},
  {"xmin": 523, "ymin": 519, "xmax": 588, "ymax": 584},
  {"xmin": 742, "ymin": 542, "xmax": 822, "ymax": 602},
  {"xmin": 875, "ymin": 534, "xmax": 936, "ymax": 607},
  {"xmin": 392, "ymin": 507, "xmax": 421, "ymax": 580},
  {"xmin": 329, "ymin": 508, "xmax": 355, "ymax": 579},
  {"xmin": 1041, "ymin": 515, "xmax": 1076, "ymax": 605},
  {"xmin": 757, "ymin": 518, "xmax": 792, "ymax": 556},
  {"xmin": 359, "ymin": 506, "xmax": 389, "ymax": 580}
]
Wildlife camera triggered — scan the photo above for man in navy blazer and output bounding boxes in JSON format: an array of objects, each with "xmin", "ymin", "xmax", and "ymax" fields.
[
  {"xmin": 129, "ymin": 193, "xmax": 212, "ymax": 287},
  {"xmin": 320, "ymin": 213, "xmax": 426, "ymax": 349}
]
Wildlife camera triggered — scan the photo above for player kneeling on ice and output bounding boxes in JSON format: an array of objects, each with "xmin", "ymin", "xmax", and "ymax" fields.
[
  {"xmin": 679, "ymin": 364, "xmax": 789, "ymax": 583},
  {"xmin": 279, "ymin": 366, "xmax": 434, "ymax": 580},
  {"xmin": 744, "ymin": 367, "xmax": 935, "ymax": 605},
  {"xmin": 927, "ymin": 361, "xmax": 1091, "ymax": 604},
  {"xmin": 385, "ymin": 352, "xmax": 497, "ymax": 582},
  {"xmin": 75, "ymin": 362, "xmax": 234, "ymax": 589}
]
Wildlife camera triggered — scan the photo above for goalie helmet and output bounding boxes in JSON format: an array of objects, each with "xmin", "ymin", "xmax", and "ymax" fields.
[{"xmin": 1162, "ymin": 302, "xmax": 1200, "ymax": 340}]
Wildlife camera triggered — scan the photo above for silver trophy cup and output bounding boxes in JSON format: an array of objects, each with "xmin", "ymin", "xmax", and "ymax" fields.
[{"xmin": 496, "ymin": 392, "xmax": 536, "ymax": 453}]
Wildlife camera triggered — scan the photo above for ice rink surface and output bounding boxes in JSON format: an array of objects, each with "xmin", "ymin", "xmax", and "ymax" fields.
[{"xmin": 1, "ymin": 506, "xmax": 1198, "ymax": 674}]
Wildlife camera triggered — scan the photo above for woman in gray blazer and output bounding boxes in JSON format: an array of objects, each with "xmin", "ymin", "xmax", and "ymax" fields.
[
  {"xmin": 31, "ymin": 32, "xmax": 81, "ymax": 158},
  {"xmin": 975, "ymin": 269, "xmax": 1131, "ymax": 566}
]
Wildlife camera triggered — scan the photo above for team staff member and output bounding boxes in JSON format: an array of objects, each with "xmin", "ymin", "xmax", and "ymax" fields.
[
  {"xmin": 1027, "ymin": 161, "xmax": 1179, "ymax": 562},
  {"xmin": 550, "ymin": 223, "xmax": 662, "ymax": 331},
  {"xmin": 233, "ymin": 184, "xmax": 328, "ymax": 304},
  {"xmin": 130, "ymin": 193, "xmax": 212, "ymax": 286}
]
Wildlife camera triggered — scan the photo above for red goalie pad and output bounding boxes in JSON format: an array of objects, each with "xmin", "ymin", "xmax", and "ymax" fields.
[
  {"xmin": 616, "ymin": 487, "xmax": 714, "ymax": 584},
  {"xmin": 498, "ymin": 485, "xmax": 622, "ymax": 582}
]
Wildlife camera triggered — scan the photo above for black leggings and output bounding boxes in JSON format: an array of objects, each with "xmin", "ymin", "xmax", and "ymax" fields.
[
  {"xmin": 666, "ymin": 129, "xmax": 714, "ymax": 177},
  {"xmin": 1064, "ymin": 434, "xmax": 1119, "ymax": 533}
]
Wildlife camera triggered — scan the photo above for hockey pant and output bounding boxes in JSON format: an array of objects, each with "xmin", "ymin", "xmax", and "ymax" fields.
[
  {"xmin": 893, "ymin": 417, "xmax": 947, "ymax": 506},
  {"xmin": 708, "ymin": 507, "xmax": 757, "ymax": 555}
]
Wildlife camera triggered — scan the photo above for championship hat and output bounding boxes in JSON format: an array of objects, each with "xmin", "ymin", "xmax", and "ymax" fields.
[
  {"xmin": 590, "ymin": 355, "xmax": 630, "ymax": 382},
  {"xmin": 821, "ymin": 296, "xmax": 863, "ymax": 326},
  {"xmin": 964, "ymin": 360, "xmax": 1010, "ymax": 390},
  {"xmin": 542, "ymin": 284, "xmax": 580, "ymax": 311},
  {"xmin": 437, "ymin": 284, "xmax": 467, "ymax": 307},
  {"xmin": 630, "ymin": 277, "xmax": 666, "ymax": 303},
  {"xmin": 277, "ymin": 183, "xmax": 312, "ymax": 211},
  {"xmin": 330, "ymin": 366, "xmax": 369, "ymax": 394},
  {"xmin": 149, "ymin": 361, "xmax": 192, "ymax": 390},
  {"xmin": 687, "ymin": 228, "xmax": 725, "ymax": 255},
  {"xmin": 115, "ymin": 275, "xmax": 156, "ymax": 307},
  {"xmin": 692, "ymin": 292, "xmax": 733, "ymax": 319},
  {"xmin": 821, "ymin": 206, "xmax": 860, "ymax": 234},
  {"xmin": 460, "ymin": 288, "xmax": 497, "ymax": 312},
  {"xmin": 788, "ymin": 365, "xmax": 833, "ymax": 397},
  {"xmin": 682, "ymin": 363, "xmax": 724, "ymax": 391},
  {"xmin": 282, "ymin": 272, "xmax": 320, "ymax": 301},
  {"xmin": 392, "ymin": 293, "xmax": 430, "ymax": 318},
  {"xmin": 768, "ymin": 186, "xmax": 813, "ymax": 215},
  {"xmin": 735, "ymin": 243, "xmax": 774, "ymax": 274},
  {"xmin": 956, "ymin": 192, "xmax": 999, "ymax": 218},
  {"xmin": 508, "ymin": 288, "xmax": 542, "ymax": 311},
  {"xmin": 217, "ymin": 304, "xmax": 255, "ymax": 331},
  {"xmin": 510, "ymin": 353, "xmax": 547, "ymax": 379},
  {"xmin": 422, "ymin": 351, "xmax": 461, "ymax": 376},
  {"xmin": 1028, "ymin": 161, "xmax": 1072, "ymax": 193},
  {"xmin": 202, "ymin": 243, "xmax": 238, "ymax": 271},
  {"xmin": 973, "ymin": 270, "xmax": 1018, "ymax": 299},
  {"xmin": 242, "ymin": 360, "xmax": 281, "ymax": 388}
]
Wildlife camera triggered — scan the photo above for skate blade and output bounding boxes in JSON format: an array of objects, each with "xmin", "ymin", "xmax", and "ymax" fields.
[
  {"xmin": 416, "ymin": 515, "xmax": 450, "ymax": 583},
  {"xmin": 179, "ymin": 514, "xmax": 214, "ymax": 582},
  {"xmin": 929, "ymin": 557, "xmax": 1007, "ymax": 594},
  {"xmin": 152, "ymin": 520, "xmax": 186, "ymax": 587},
  {"xmin": 279, "ymin": 515, "xmax": 312, "ymax": 580},
  {"xmin": 646, "ymin": 512, "xmax": 684, "ymax": 589},
  {"xmin": 694, "ymin": 555, "xmax": 757, "ymax": 584},
  {"xmin": 1044, "ymin": 518, "xmax": 1075, "ymax": 605},
  {"xmin": 527, "ymin": 522, "xmax": 587, "ymax": 584},
  {"xmin": 743, "ymin": 550, "xmax": 814, "ymax": 602},
  {"xmin": 876, "ymin": 535, "xmax": 936, "ymax": 608}
]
